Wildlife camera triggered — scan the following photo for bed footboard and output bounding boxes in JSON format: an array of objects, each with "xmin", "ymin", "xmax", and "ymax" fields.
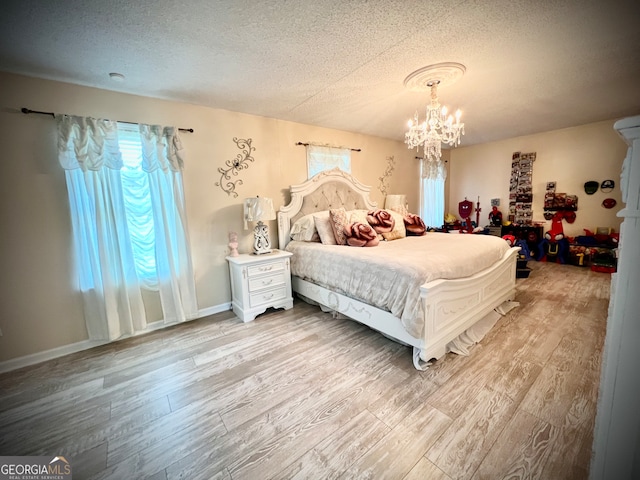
[{"xmin": 418, "ymin": 246, "xmax": 520, "ymax": 361}]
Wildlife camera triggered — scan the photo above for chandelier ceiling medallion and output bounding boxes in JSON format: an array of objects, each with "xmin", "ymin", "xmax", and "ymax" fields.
[{"xmin": 404, "ymin": 62, "xmax": 466, "ymax": 162}]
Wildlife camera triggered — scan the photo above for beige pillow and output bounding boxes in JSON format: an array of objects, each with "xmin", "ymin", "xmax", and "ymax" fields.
[
  {"xmin": 329, "ymin": 208, "xmax": 349, "ymax": 245},
  {"xmin": 314, "ymin": 214, "xmax": 337, "ymax": 245},
  {"xmin": 348, "ymin": 209, "xmax": 371, "ymax": 225},
  {"xmin": 382, "ymin": 209, "xmax": 407, "ymax": 241},
  {"xmin": 290, "ymin": 212, "xmax": 322, "ymax": 242},
  {"xmin": 388, "ymin": 203, "xmax": 409, "ymax": 216}
]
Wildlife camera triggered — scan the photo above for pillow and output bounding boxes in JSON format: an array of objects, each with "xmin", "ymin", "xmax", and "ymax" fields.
[
  {"xmin": 314, "ymin": 214, "xmax": 337, "ymax": 245},
  {"xmin": 366, "ymin": 209, "xmax": 395, "ymax": 234},
  {"xmin": 388, "ymin": 203, "xmax": 409, "ymax": 216},
  {"xmin": 382, "ymin": 209, "xmax": 407, "ymax": 241},
  {"xmin": 372, "ymin": 210, "xmax": 407, "ymax": 241},
  {"xmin": 404, "ymin": 213, "xmax": 427, "ymax": 236},
  {"xmin": 344, "ymin": 222, "xmax": 379, "ymax": 247},
  {"xmin": 329, "ymin": 208, "xmax": 349, "ymax": 245},
  {"xmin": 348, "ymin": 209, "xmax": 371, "ymax": 226},
  {"xmin": 290, "ymin": 213, "xmax": 321, "ymax": 242}
]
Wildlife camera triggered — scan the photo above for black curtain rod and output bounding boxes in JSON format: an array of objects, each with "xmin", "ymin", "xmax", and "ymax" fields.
[
  {"xmin": 296, "ymin": 141, "xmax": 361, "ymax": 152},
  {"xmin": 21, "ymin": 108, "xmax": 194, "ymax": 133},
  {"xmin": 416, "ymin": 155, "xmax": 448, "ymax": 163}
]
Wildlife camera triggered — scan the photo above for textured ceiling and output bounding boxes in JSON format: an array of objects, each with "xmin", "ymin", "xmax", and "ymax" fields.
[{"xmin": 2, "ymin": 0, "xmax": 640, "ymax": 146}]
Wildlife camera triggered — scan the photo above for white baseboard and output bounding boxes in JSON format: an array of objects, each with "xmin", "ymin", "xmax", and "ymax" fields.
[
  {"xmin": 197, "ymin": 303, "xmax": 232, "ymax": 318},
  {"xmin": 0, "ymin": 339, "xmax": 109, "ymax": 375},
  {"xmin": 0, "ymin": 302, "xmax": 233, "ymax": 374}
]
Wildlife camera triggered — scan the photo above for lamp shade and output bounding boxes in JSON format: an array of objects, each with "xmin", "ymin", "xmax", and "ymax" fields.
[
  {"xmin": 385, "ymin": 194, "xmax": 407, "ymax": 214},
  {"xmin": 244, "ymin": 197, "xmax": 276, "ymax": 229}
]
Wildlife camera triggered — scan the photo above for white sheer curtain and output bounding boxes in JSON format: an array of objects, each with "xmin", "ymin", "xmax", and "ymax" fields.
[
  {"xmin": 57, "ymin": 115, "xmax": 198, "ymax": 341},
  {"xmin": 420, "ymin": 157, "xmax": 447, "ymax": 228},
  {"xmin": 306, "ymin": 144, "xmax": 351, "ymax": 178},
  {"xmin": 139, "ymin": 124, "xmax": 198, "ymax": 324}
]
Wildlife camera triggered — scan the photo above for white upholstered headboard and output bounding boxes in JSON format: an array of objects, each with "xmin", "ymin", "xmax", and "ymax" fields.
[{"xmin": 278, "ymin": 168, "xmax": 378, "ymax": 249}]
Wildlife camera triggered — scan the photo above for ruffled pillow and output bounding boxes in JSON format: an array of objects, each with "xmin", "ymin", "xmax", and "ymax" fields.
[
  {"xmin": 329, "ymin": 208, "xmax": 349, "ymax": 245},
  {"xmin": 366, "ymin": 209, "xmax": 395, "ymax": 234},
  {"xmin": 404, "ymin": 213, "xmax": 427, "ymax": 236},
  {"xmin": 344, "ymin": 222, "xmax": 379, "ymax": 247}
]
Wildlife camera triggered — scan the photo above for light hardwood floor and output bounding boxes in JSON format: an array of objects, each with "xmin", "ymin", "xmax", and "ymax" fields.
[{"xmin": 0, "ymin": 261, "xmax": 610, "ymax": 479}]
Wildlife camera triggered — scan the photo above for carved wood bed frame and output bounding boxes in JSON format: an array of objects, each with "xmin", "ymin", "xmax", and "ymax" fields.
[{"xmin": 278, "ymin": 169, "xmax": 520, "ymax": 370}]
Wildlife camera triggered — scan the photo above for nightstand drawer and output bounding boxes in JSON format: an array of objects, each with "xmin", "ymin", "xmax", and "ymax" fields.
[
  {"xmin": 249, "ymin": 285, "xmax": 287, "ymax": 307},
  {"xmin": 247, "ymin": 261, "xmax": 285, "ymax": 277},
  {"xmin": 248, "ymin": 271, "xmax": 286, "ymax": 292}
]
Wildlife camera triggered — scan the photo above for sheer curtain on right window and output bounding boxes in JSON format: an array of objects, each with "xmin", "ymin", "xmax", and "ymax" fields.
[{"xmin": 420, "ymin": 157, "xmax": 447, "ymax": 228}]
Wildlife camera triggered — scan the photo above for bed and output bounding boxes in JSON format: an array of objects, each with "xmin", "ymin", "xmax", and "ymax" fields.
[{"xmin": 277, "ymin": 168, "xmax": 520, "ymax": 370}]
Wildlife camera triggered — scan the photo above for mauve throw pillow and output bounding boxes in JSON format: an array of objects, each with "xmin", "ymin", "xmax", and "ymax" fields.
[{"xmin": 404, "ymin": 213, "xmax": 427, "ymax": 235}]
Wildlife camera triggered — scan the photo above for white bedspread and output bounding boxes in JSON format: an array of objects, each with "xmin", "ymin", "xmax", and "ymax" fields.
[{"xmin": 285, "ymin": 233, "xmax": 510, "ymax": 338}]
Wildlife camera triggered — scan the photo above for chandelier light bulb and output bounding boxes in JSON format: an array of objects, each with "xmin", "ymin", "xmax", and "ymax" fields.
[{"xmin": 441, "ymin": 106, "xmax": 448, "ymax": 116}]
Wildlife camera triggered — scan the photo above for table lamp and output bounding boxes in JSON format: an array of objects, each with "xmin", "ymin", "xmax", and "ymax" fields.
[{"xmin": 244, "ymin": 196, "xmax": 276, "ymax": 254}]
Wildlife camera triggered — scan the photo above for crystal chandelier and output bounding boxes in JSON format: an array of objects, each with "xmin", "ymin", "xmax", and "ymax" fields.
[
  {"xmin": 405, "ymin": 81, "xmax": 464, "ymax": 160},
  {"xmin": 403, "ymin": 63, "xmax": 466, "ymax": 161}
]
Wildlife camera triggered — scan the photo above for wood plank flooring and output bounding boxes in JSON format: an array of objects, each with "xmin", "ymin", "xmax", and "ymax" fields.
[{"xmin": 0, "ymin": 261, "xmax": 610, "ymax": 479}]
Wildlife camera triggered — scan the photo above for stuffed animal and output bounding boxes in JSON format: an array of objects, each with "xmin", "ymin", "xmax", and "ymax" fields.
[
  {"xmin": 489, "ymin": 206, "xmax": 503, "ymax": 226},
  {"xmin": 502, "ymin": 234, "xmax": 516, "ymax": 246},
  {"xmin": 537, "ymin": 212, "xmax": 569, "ymax": 263}
]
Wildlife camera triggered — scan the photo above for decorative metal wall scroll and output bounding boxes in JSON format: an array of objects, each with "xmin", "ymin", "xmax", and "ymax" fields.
[
  {"xmin": 378, "ymin": 155, "xmax": 395, "ymax": 195},
  {"xmin": 216, "ymin": 137, "xmax": 256, "ymax": 197}
]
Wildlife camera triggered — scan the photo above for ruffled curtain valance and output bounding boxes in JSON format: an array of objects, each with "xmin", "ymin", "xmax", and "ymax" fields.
[
  {"xmin": 421, "ymin": 157, "xmax": 447, "ymax": 181},
  {"xmin": 139, "ymin": 124, "xmax": 185, "ymax": 172},
  {"xmin": 57, "ymin": 115, "xmax": 122, "ymax": 171},
  {"xmin": 57, "ymin": 115, "xmax": 185, "ymax": 173}
]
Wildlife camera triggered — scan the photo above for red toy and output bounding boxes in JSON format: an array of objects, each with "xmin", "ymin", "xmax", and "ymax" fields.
[
  {"xmin": 489, "ymin": 206, "xmax": 503, "ymax": 226},
  {"xmin": 502, "ymin": 234, "xmax": 516, "ymax": 246},
  {"xmin": 458, "ymin": 198, "xmax": 474, "ymax": 233},
  {"xmin": 537, "ymin": 212, "xmax": 569, "ymax": 263}
]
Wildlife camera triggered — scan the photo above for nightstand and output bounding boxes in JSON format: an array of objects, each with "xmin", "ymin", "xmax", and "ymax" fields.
[{"xmin": 226, "ymin": 250, "xmax": 294, "ymax": 322}]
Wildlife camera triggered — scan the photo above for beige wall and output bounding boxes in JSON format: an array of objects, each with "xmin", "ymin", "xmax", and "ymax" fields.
[
  {"xmin": 448, "ymin": 121, "xmax": 628, "ymax": 238},
  {"xmin": 0, "ymin": 72, "xmax": 418, "ymax": 363},
  {"xmin": 0, "ymin": 70, "xmax": 630, "ymax": 366}
]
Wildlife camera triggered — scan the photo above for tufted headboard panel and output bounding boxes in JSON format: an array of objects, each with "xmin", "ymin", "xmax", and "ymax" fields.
[{"xmin": 278, "ymin": 168, "xmax": 378, "ymax": 249}]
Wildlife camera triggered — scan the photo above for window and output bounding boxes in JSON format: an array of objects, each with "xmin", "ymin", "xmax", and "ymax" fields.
[
  {"xmin": 57, "ymin": 114, "xmax": 198, "ymax": 340},
  {"xmin": 419, "ymin": 158, "xmax": 447, "ymax": 228},
  {"xmin": 117, "ymin": 123, "xmax": 157, "ymax": 287},
  {"xmin": 307, "ymin": 144, "xmax": 351, "ymax": 178}
]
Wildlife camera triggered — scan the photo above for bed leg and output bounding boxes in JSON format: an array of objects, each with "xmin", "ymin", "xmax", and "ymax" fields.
[{"xmin": 412, "ymin": 347, "xmax": 432, "ymax": 371}]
